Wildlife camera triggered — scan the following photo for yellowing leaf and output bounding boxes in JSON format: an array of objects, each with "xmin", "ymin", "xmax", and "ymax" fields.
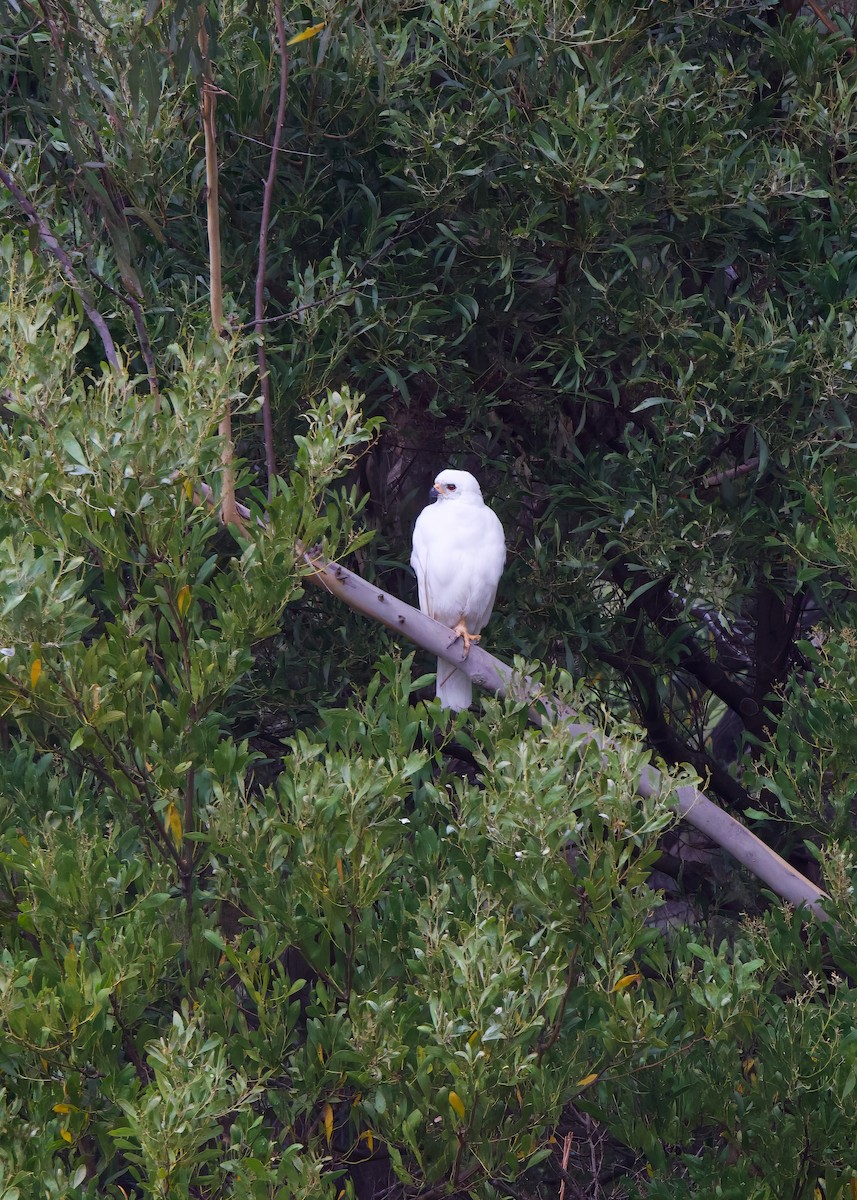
[
  {"xmin": 287, "ymin": 21, "xmax": 325, "ymax": 45},
  {"xmin": 60, "ymin": 1128, "xmax": 73, "ymax": 1143},
  {"xmin": 177, "ymin": 585, "xmax": 191, "ymax": 617},
  {"xmin": 335, "ymin": 856, "xmax": 344, "ymax": 884},
  {"xmin": 323, "ymin": 1102, "xmax": 334, "ymax": 1145},
  {"xmin": 317, "ymin": 1043, "xmax": 325, "ymax": 1064},
  {"xmin": 165, "ymin": 802, "xmax": 182, "ymax": 848},
  {"xmin": 611, "ymin": 972, "xmax": 641, "ymax": 993},
  {"xmin": 53, "ymin": 1102, "xmax": 77, "ymax": 1114},
  {"xmin": 467, "ymin": 1029, "xmax": 480, "ymax": 1046},
  {"xmin": 183, "ymin": 477, "xmax": 194, "ymax": 501},
  {"xmin": 576, "ymin": 1073, "xmax": 599, "ymax": 1088},
  {"xmin": 30, "ymin": 657, "xmax": 42, "ymax": 688},
  {"xmin": 360, "ymin": 1130, "xmax": 375, "ymax": 1152},
  {"xmin": 448, "ymin": 1091, "xmax": 465, "ymax": 1120}
]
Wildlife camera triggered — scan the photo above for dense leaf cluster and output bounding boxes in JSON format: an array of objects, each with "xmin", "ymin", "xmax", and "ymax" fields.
[{"xmin": 1, "ymin": 0, "xmax": 857, "ymax": 1196}]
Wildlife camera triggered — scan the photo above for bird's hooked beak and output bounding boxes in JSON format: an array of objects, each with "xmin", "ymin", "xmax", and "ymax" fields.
[{"xmin": 429, "ymin": 481, "xmax": 442, "ymax": 500}]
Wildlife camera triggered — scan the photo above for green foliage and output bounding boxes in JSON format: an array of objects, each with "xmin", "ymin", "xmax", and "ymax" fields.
[
  {"xmin": 623, "ymin": 915, "xmax": 857, "ymax": 1200},
  {"xmin": 3, "ymin": 0, "xmax": 857, "ymax": 1195}
]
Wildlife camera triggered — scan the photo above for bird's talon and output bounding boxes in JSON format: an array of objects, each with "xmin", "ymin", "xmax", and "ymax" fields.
[{"xmin": 451, "ymin": 621, "xmax": 480, "ymax": 657}]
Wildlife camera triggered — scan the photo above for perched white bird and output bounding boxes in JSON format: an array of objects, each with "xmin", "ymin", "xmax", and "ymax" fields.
[{"xmin": 410, "ymin": 469, "xmax": 506, "ymax": 710}]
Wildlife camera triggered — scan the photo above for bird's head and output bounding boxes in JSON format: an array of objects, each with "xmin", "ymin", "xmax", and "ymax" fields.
[{"xmin": 431, "ymin": 469, "xmax": 483, "ymax": 502}]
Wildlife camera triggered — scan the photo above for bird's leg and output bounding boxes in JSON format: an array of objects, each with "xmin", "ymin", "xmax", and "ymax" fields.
[{"xmin": 450, "ymin": 620, "xmax": 480, "ymax": 657}]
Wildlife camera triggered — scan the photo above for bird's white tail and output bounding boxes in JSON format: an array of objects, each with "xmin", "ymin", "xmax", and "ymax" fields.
[{"xmin": 436, "ymin": 657, "xmax": 473, "ymax": 711}]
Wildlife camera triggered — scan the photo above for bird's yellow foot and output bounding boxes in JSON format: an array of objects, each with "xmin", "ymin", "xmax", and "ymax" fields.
[{"xmin": 450, "ymin": 621, "xmax": 480, "ymax": 657}]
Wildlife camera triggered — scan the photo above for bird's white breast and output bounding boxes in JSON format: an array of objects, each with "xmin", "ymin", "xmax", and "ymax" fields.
[{"xmin": 411, "ymin": 498, "xmax": 505, "ymax": 632}]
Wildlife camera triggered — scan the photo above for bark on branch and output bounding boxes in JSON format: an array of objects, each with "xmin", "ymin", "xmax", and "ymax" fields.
[
  {"xmin": 197, "ymin": 8, "xmax": 244, "ymax": 532},
  {"xmin": 254, "ymin": 0, "xmax": 290, "ymax": 495},
  {"xmin": 302, "ymin": 551, "xmax": 829, "ymax": 922},
  {"xmin": 0, "ymin": 164, "xmax": 121, "ymax": 371}
]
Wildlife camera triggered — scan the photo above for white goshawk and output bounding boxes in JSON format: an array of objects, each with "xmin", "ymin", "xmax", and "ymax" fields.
[{"xmin": 410, "ymin": 468, "xmax": 506, "ymax": 710}]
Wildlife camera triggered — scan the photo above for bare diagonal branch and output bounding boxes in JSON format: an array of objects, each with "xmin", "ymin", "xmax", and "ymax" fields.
[
  {"xmin": 302, "ymin": 551, "xmax": 829, "ymax": 922},
  {"xmin": 0, "ymin": 165, "xmax": 121, "ymax": 371}
]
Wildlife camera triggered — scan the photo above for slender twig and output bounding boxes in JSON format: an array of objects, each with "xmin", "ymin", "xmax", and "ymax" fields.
[
  {"xmin": 86, "ymin": 128, "xmax": 161, "ymax": 401},
  {"xmin": 246, "ymin": 287, "xmax": 358, "ymax": 327},
  {"xmin": 0, "ymin": 165, "xmax": 120, "ymax": 371},
  {"xmin": 414, "ymin": 1167, "xmax": 481, "ymax": 1200},
  {"xmin": 28, "ymin": 680, "xmax": 183, "ymax": 872},
  {"xmin": 241, "ymin": 217, "xmax": 425, "ymax": 331},
  {"xmin": 182, "ymin": 762, "xmax": 196, "ymax": 934},
  {"xmin": 613, "ymin": 1034, "xmax": 708, "ymax": 1080},
  {"xmin": 489, "ymin": 1180, "xmax": 523, "ymax": 1200},
  {"xmin": 197, "ymin": 7, "xmax": 244, "ymax": 531},
  {"xmin": 88, "ymin": 264, "xmax": 159, "ymax": 397},
  {"xmin": 806, "ymin": 0, "xmax": 839, "ymax": 35},
  {"xmin": 539, "ymin": 950, "xmax": 578, "ymax": 1063},
  {"xmin": 54, "ymin": 679, "xmax": 186, "ymax": 874},
  {"xmin": 124, "ymin": 291, "xmax": 159, "ymax": 398},
  {"xmin": 696, "ymin": 457, "xmax": 759, "ymax": 493},
  {"xmin": 255, "ymin": 0, "xmax": 290, "ymax": 496},
  {"xmin": 111, "ymin": 994, "xmax": 152, "ymax": 1085},
  {"xmin": 557, "ymin": 1131, "xmax": 576, "ymax": 1200},
  {"xmin": 450, "ymin": 1133, "xmax": 466, "ymax": 1189}
]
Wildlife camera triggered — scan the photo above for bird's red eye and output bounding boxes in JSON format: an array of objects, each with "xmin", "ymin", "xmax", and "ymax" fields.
[{"xmin": 448, "ymin": 484, "xmax": 456, "ymax": 491}]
